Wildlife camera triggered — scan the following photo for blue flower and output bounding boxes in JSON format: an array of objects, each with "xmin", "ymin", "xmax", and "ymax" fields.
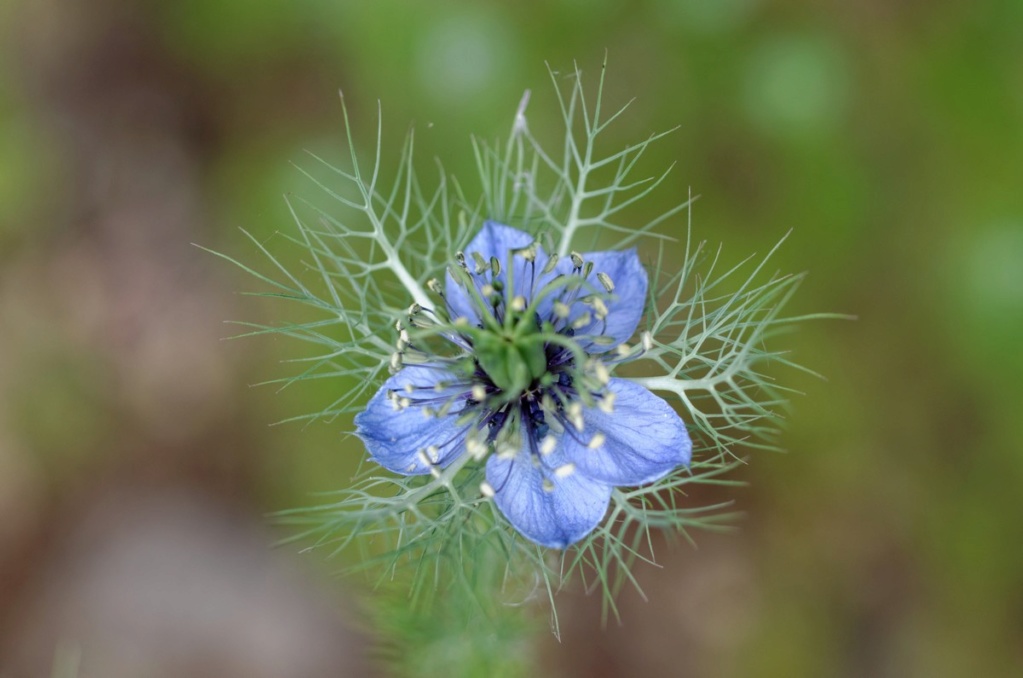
[{"xmin": 355, "ymin": 222, "xmax": 692, "ymax": 548}]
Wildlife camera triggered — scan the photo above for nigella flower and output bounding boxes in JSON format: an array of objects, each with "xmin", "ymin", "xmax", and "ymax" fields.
[{"xmin": 355, "ymin": 222, "xmax": 692, "ymax": 548}]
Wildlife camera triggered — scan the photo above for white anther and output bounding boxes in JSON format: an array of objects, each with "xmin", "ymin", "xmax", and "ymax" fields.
[
  {"xmin": 519, "ymin": 243, "xmax": 537, "ymax": 262},
  {"xmin": 471, "ymin": 384, "xmax": 487, "ymax": 401},
  {"xmin": 467, "ymin": 438, "xmax": 488, "ymax": 460},
  {"xmin": 389, "ymin": 353, "xmax": 403, "ymax": 371},
  {"xmin": 593, "ymin": 361, "xmax": 610, "ymax": 385},
  {"xmin": 597, "ymin": 272, "xmax": 615, "ymax": 293},
  {"xmin": 570, "ymin": 251, "xmax": 584, "ymax": 268},
  {"xmin": 553, "ymin": 301, "xmax": 570, "ymax": 319},
  {"xmin": 398, "ymin": 397, "xmax": 412, "ymax": 410},
  {"xmin": 542, "ymin": 253, "xmax": 560, "ymax": 274},
  {"xmin": 554, "ymin": 463, "xmax": 576, "ymax": 479},
  {"xmin": 408, "ymin": 303, "xmax": 422, "ymax": 315},
  {"xmin": 404, "ymin": 383, "xmax": 415, "ymax": 394},
  {"xmin": 542, "ymin": 479, "xmax": 555, "ymax": 493},
  {"xmin": 588, "ymin": 433, "xmax": 606, "ymax": 449},
  {"xmin": 497, "ymin": 443, "xmax": 518, "ymax": 460},
  {"xmin": 572, "ymin": 312, "xmax": 592, "ymax": 330},
  {"xmin": 406, "ymin": 462, "xmax": 417, "ymax": 472},
  {"xmin": 540, "ymin": 436, "xmax": 557, "ymax": 456},
  {"xmin": 399, "ymin": 329, "xmax": 410, "ymax": 344},
  {"xmin": 616, "ymin": 343, "xmax": 632, "ymax": 358},
  {"xmin": 567, "ymin": 402, "xmax": 584, "ymax": 431},
  {"xmin": 426, "ymin": 445, "xmax": 441, "ymax": 463},
  {"xmin": 511, "ymin": 296, "xmax": 527, "ymax": 312},
  {"xmin": 641, "ymin": 331, "xmax": 653, "ymax": 351},
  {"xmin": 427, "ymin": 278, "xmax": 442, "ymax": 294},
  {"xmin": 416, "ymin": 449, "xmax": 432, "ymax": 467},
  {"xmin": 591, "ymin": 297, "xmax": 609, "ymax": 320},
  {"xmin": 481, "ymin": 284, "xmax": 495, "ymax": 297},
  {"xmin": 598, "ymin": 392, "xmax": 616, "ymax": 414},
  {"xmin": 480, "ymin": 481, "xmax": 495, "ymax": 498}
]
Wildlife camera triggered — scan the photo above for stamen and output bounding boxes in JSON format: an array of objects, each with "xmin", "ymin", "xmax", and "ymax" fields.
[
  {"xmin": 591, "ymin": 297, "xmax": 609, "ymax": 320},
  {"xmin": 597, "ymin": 272, "xmax": 615, "ymax": 293},
  {"xmin": 389, "ymin": 352, "xmax": 403, "ymax": 372},
  {"xmin": 542, "ymin": 253, "xmax": 560, "ymax": 275},
  {"xmin": 427, "ymin": 278, "xmax": 443, "ymax": 294},
  {"xmin": 553, "ymin": 301, "xmax": 570, "ymax": 319},
  {"xmin": 511, "ymin": 296, "xmax": 527, "ymax": 312},
  {"xmin": 587, "ymin": 433, "xmax": 606, "ymax": 449},
  {"xmin": 641, "ymin": 331, "xmax": 654, "ymax": 351},
  {"xmin": 490, "ymin": 256, "xmax": 502, "ymax": 276},
  {"xmin": 593, "ymin": 361, "xmax": 610, "ymax": 385},
  {"xmin": 616, "ymin": 343, "xmax": 632, "ymax": 358},
  {"xmin": 455, "ymin": 251, "xmax": 466, "ymax": 269},
  {"xmin": 566, "ymin": 402, "xmax": 584, "ymax": 431},
  {"xmin": 467, "ymin": 437, "xmax": 488, "ymax": 460},
  {"xmin": 480, "ymin": 481, "xmax": 495, "ymax": 498},
  {"xmin": 542, "ymin": 479, "xmax": 555, "ymax": 493},
  {"xmin": 416, "ymin": 449, "xmax": 432, "ymax": 467},
  {"xmin": 471, "ymin": 384, "xmax": 487, "ymax": 401},
  {"xmin": 539, "ymin": 436, "xmax": 557, "ymax": 456},
  {"xmin": 426, "ymin": 445, "xmax": 441, "ymax": 463},
  {"xmin": 570, "ymin": 251, "xmax": 584, "ymax": 269},
  {"xmin": 598, "ymin": 392, "xmax": 616, "ymax": 414},
  {"xmin": 471, "ymin": 251, "xmax": 488, "ymax": 275},
  {"xmin": 572, "ymin": 312, "xmax": 592, "ymax": 329},
  {"xmin": 554, "ymin": 463, "xmax": 576, "ymax": 478}
]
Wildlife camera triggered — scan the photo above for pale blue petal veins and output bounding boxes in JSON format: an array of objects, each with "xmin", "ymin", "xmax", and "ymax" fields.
[
  {"xmin": 486, "ymin": 448, "xmax": 612, "ymax": 549},
  {"xmin": 444, "ymin": 221, "xmax": 536, "ymax": 323},
  {"xmin": 562, "ymin": 378, "xmax": 691, "ymax": 486},
  {"xmin": 354, "ymin": 365, "xmax": 469, "ymax": 475}
]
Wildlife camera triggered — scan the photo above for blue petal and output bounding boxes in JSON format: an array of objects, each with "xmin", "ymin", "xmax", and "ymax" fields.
[
  {"xmin": 444, "ymin": 221, "xmax": 537, "ymax": 323},
  {"xmin": 354, "ymin": 365, "xmax": 470, "ymax": 475},
  {"xmin": 571, "ymin": 248, "xmax": 648, "ymax": 351},
  {"xmin": 486, "ymin": 447, "xmax": 612, "ymax": 548},
  {"xmin": 562, "ymin": 378, "xmax": 691, "ymax": 486}
]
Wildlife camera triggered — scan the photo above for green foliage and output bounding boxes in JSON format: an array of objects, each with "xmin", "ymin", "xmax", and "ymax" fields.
[{"xmin": 211, "ymin": 59, "xmax": 822, "ymax": 636}]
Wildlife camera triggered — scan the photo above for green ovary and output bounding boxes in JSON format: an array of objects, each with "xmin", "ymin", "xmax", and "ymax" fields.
[{"xmin": 475, "ymin": 330, "xmax": 548, "ymax": 396}]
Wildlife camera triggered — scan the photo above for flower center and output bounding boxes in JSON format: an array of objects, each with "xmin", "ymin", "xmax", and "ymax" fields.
[{"xmin": 388, "ymin": 235, "xmax": 648, "ymax": 470}]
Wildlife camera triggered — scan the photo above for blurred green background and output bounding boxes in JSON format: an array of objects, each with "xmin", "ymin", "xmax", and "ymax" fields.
[{"xmin": 1, "ymin": 0, "xmax": 1021, "ymax": 676}]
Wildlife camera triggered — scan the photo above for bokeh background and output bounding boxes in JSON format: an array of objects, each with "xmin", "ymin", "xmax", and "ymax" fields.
[{"xmin": 1, "ymin": 1, "xmax": 1021, "ymax": 676}]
